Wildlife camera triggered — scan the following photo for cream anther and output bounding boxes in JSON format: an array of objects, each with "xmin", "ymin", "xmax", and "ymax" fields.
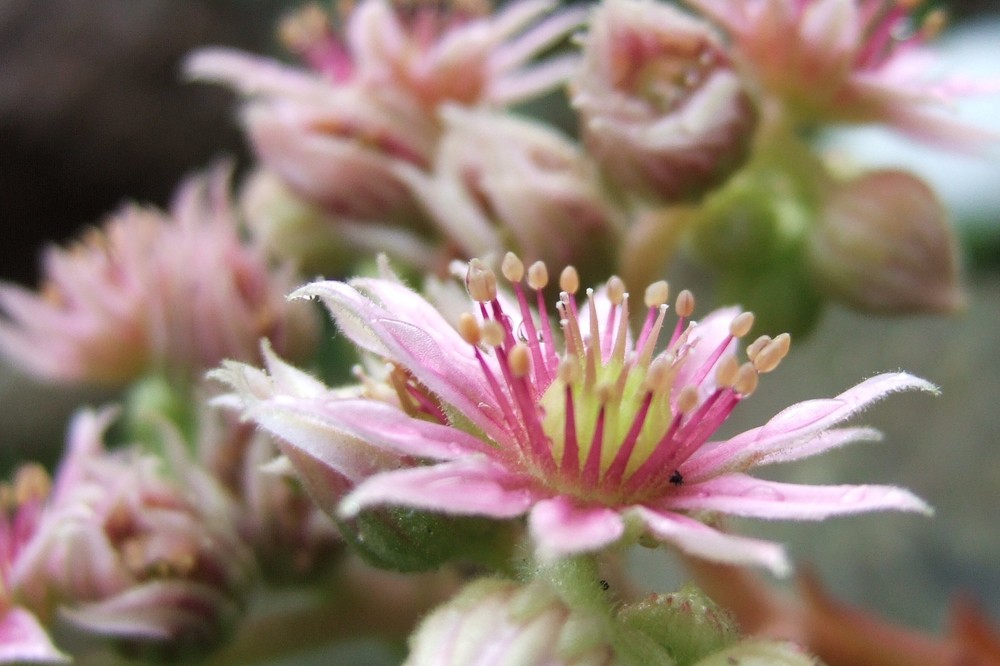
[
  {"xmin": 753, "ymin": 333, "xmax": 791, "ymax": 373},
  {"xmin": 677, "ymin": 385, "xmax": 699, "ymax": 413},
  {"xmin": 675, "ymin": 289, "xmax": 695, "ymax": 318},
  {"xmin": 457, "ymin": 313, "xmax": 481, "ymax": 346},
  {"xmin": 607, "ymin": 276, "xmax": 626, "ymax": 305},
  {"xmin": 746, "ymin": 335, "xmax": 771, "ymax": 362},
  {"xmin": 715, "ymin": 354, "xmax": 740, "ymax": 388},
  {"xmin": 527, "ymin": 261, "xmax": 549, "ymax": 290},
  {"xmin": 13, "ymin": 463, "xmax": 51, "ymax": 505},
  {"xmin": 509, "ymin": 343, "xmax": 531, "ymax": 378},
  {"xmin": 560, "ymin": 266, "xmax": 580, "ymax": 295},
  {"xmin": 644, "ymin": 356, "xmax": 672, "ymax": 393},
  {"xmin": 481, "ymin": 320, "xmax": 505, "ymax": 347},
  {"xmin": 501, "ymin": 252, "xmax": 525, "ymax": 283},
  {"xmin": 466, "ymin": 259, "xmax": 498, "ymax": 302},
  {"xmin": 558, "ymin": 357, "xmax": 580, "ymax": 384},
  {"xmin": 644, "ymin": 280, "xmax": 669, "ymax": 308},
  {"xmin": 729, "ymin": 312, "xmax": 755, "ymax": 339},
  {"xmin": 734, "ymin": 363, "xmax": 759, "ymax": 396}
]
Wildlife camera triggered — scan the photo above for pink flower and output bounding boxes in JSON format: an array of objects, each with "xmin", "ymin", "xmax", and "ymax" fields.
[
  {"xmin": 687, "ymin": 0, "xmax": 991, "ymax": 145},
  {"xmin": 279, "ymin": 0, "xmax": 586, "ymax": 109},
  {"xmin": 397, "ymin": 106, "xmax": 623, "ymax": 276},
  {"xmin": 572, "ymin": 0, "xmax": 756, "ymax": 203},
  {"xmin": 0, "ymin": 166, "xmax": 317, "ymax": 386},
  {"xmin": 270, "ymin": 256, "xmax": 933, "ymax": 575},
  {"xmin": 1, "ymin": 466, "xmax": 68, "ymax": 663},
  {"xmin": 186, "ymin": 0, "xmax": 584, "ymax": 222},
  {"xmin": 9, "ymin": 408, "xmax": 255, "ymax": 658}
]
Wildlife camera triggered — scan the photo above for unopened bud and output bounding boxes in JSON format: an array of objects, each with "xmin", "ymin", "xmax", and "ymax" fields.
[
  {"xmin": 573, "ymin": 0, "xmax": 756, "ymax": 203},
  {"xmin": 807, "ymin": 170, "xmax": 964, "ymax": 314}
]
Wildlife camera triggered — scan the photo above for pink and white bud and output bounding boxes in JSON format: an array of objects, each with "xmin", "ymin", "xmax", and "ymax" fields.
[
  {"xmin": 0, "ymin": 166, "xmax": 318, "ymax": 386},
  {"xmin": 807, "ymin": 169, "xmax": 964, "ymax": 314},
  {"xmin": 10, "ymin": 408, "xmax": 255, "ymax": 659},
  {"xmin": 398, "ymin": 107, "xmax": 623, "ymax": 278},
  {"xmin": 406, "ymin": 578, "xmax": 617, "ymax": 665},
  {"xmin": 573, "ymin": 0, "xmax": 756, "ymax": 204}
]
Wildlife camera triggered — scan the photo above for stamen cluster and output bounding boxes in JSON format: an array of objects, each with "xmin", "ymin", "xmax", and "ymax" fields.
[{"xmin": 458, "ymin": 253, "xmax": 789, "ymax": 505}]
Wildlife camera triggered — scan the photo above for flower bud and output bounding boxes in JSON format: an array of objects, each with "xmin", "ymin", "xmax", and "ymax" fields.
[
  {"xmin": 617, "ymin": 585, "xmax": 739, "ymax": 664},
  {"xmin": 406, "ymin": 578, "xmax": 618, "ymax": 665},
  {"xmin": 573, "ymin": 0, "xmax": 756, "ymax": 204},
  {"xmin": 807, "ymin": 170, "xmax": 964, "ymax": 314},
  {"xmin": 693, "ymin": 639, "xmax": 817, "ymax": 665},
  {"xmin": 10, "ymin": 408, "xmax": 255, "ymax": 660}
]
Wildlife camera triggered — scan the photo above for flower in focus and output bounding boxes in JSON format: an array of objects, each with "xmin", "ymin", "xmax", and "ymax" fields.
[
  {"xmin": 186, "ymin": 0, "xmax": 584, "ymax": 224},
  {"xmin": 9, "ymin": 408, "xmax": 255, "ymax": 659},
  {"xmin": 398, "ymin": 106, "xmax": 623, "ymax": 278},
  {"xmin": 0, "ymin": 166, "xmax": 317, "ymax": 386},
  {"xmin": 257, "ymin": 255, "xmax": 933, "ymax": 575},
  {"xmin": 572, "ymin": 0, "xmax": 757, "ymax": 204},
  {"xmin": 807, "ymin": 168, "xmax": 964, "ymax": 314},
  {"xmin": 0, "ymin": 465, "xmax": 68, "ymax": 664},
  {"xmin": 688, "ymin": 0, "xmax": 989, "ymax": 145}
]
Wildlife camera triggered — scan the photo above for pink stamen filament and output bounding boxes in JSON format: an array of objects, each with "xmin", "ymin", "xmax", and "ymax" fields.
[
  {"xmin": 687, "ymin": 334, "xmax": 735, "ymax": 388},
  {"xmin": 492, "ymin": 344, "xmax": 556, "ymax": 473},
  {"xmin": 535, "ymin": 289, "xmax": 559, "ymax": 370},
  {"xmin": 512, "ymin": 282, "xmax": 550, "ymax": 386},
  {"xmin": 602, "ymin": 391, "xmax": 654, "ymax": 487},
  {"xmin": 581, "ymin": 404, "xmax": 606, "ymax": 486}
]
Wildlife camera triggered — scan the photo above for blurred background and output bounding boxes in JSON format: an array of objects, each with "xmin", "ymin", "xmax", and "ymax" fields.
[{"xmin": 1, "ymin": 0, "xmax": 998, "ymax": 655}]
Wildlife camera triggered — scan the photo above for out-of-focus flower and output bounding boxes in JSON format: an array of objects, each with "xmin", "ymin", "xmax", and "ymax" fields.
[
  {"xmin": 263, "ymin": 255, "xmax": 932, "ymax": 575},
  {"xmin": 573, "ymin": 0, "xmax": 756, "ymax": 204},
  {"xmin": 688, "ymin": 0, "xmax": 991, "ymax": 146},
  {"xmin": 0, "ymin": 167, "xmax": 317, "ymax": 387},
  {"xmin": 287, "ymin": 0, "xmax": 588, "ymax": 110},
  {"xmin": 405, "ymin": 578, "xmax": 618, "ymax": 665},
  {"xmin": 807, "ymin": 168, "xmax": 964, "ymax": 314},
  {"xmin": 397, "ymin": 106, "xmax": 623, "ymax": 279},
  {"xmin": 192, "ymin": 401, "xmax": 342, "ymax": 585},
  {"xmin": 186, "ymin": 0, "xmax": 584, "ymax": 224},
  {"xmin": 9, "ymin": 408, "xmax": 255, "ymax": 659},
  {"xmin": 0, "ymin": 465, "xmax": 68, "ymax": 664}
]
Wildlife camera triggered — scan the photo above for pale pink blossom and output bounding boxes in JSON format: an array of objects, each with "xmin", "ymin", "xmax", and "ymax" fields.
[
  {"xmin": 250, "ymin": 256, "xmax": 933, "ymax": 575},
  {"xmin": 0, "ymin": 166, "xmax": 317, "ymax": 386},
  {"xmin": 185, "ymin": 0, "xmax": 584, "ymax": 222},
  {"xmin": 0, "ymin": 466, "xmax": 68, "ymax": 664},
  {"xmin": 9, "ymin": 408, "xmax": 255, "ymax": 657},
  {"xmin": 687, "ymin": 0, "xmax": 993, "ymax": 145},
  {"xmin": 572, "ymin": 0, "xmax": 756, "ymax": 204},
  {"xmin": 397, "ymin": 106, "xmax": 623, "ymax": 275},
  {"xmin": 278, "ymin": 0, "xmax": 587, "ymax": 109}
]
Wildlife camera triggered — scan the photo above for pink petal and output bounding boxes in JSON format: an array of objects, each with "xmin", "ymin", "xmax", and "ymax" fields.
[
  {"xmin": 661, "ymin": 473, "xmax": 933, "ymax": 519},
  {"xmin": 340, "ymin": 459, "xmax": 538, "ymax": 519},
  {"xmin": 184, "ymin": 47, "xmax": 329, "ymax": 99},
  {"xmin": 294, "ymin": 280, "xmax": 510, "ymax": 442},
  {"xmin": 631, "ymin": 506, "xmax": 791, "ymax": 576},
  {"xmin": 59, "ymin": 581, "xmax": 236, "ymax": 641},
  {"xmin": 685, "ymin": 372, "xmax": 938, "ymax": 478},
  {"xmin": 0, "ymin": 606, "xmax": 69, "ymax": 663},
  {"xmin": 527, "ymin": 497, "xmax": 625, "ymax": 561},
  {"xmin": 252, "ymin": 397, "xmax": 493, "ymax": 463},
  {"xmin": 671, "ymin": 306, "xmax": 741, "ymax": 404}
]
